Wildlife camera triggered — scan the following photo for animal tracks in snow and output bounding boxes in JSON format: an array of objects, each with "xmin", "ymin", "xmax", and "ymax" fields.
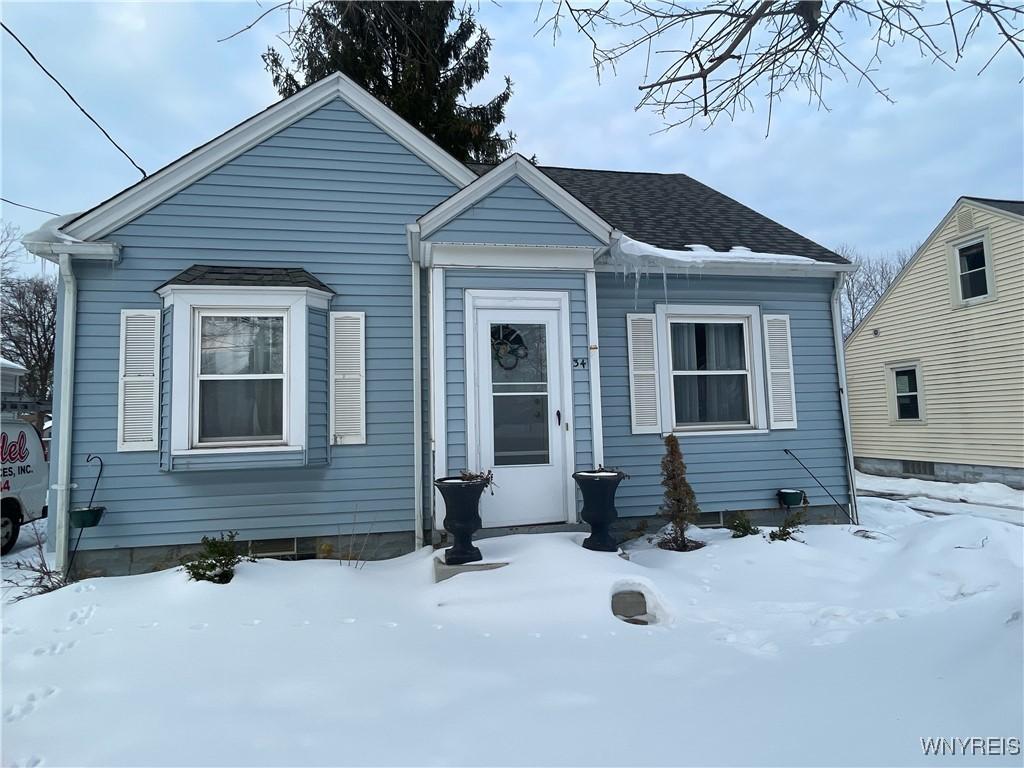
[
  {"xmin": 3, "ymin": 686, "xmax": 58, "ymax": 723},
  {"xmin": 32, "ymin": 641, "xmax": 76, "ymax": 657}
]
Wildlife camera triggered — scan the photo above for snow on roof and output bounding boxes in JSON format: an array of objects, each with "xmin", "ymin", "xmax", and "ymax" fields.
[
  {"xmin": 0, "ymin": 357, "xmax": 27, "ymax": 374},
  {"xmin": 21, "ymin": 213, "xmax": 84, "ymax": 245},
  {"xmin": 611, "ymin": 234, "xmax": 817, "ymax": 269}
]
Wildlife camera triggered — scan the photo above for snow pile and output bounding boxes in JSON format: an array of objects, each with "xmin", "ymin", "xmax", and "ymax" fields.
[
  {"xmin": 3, "ymin": 505, "xmax": 1022, "ymax": 767},
  {"xmin": 857, "ymin": 471, "xmax": 1024, "ymax": 526}
]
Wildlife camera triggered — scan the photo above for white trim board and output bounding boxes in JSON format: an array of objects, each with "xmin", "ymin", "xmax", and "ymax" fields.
[
  {"xmin": 423, "ymin": 242, "xmax": 600, "ymax": 270},
  {"xmin": 61, "ymin": 72, "xmax": 477, "ymax": 241},
  {"xmin": 417, "ymin": 154, "xmax": 613, "ymax": 244}
]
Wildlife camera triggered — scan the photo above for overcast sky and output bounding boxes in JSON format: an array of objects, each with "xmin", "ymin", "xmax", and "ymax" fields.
[{"xmin": 2, "ymin": 1, "xmax": 1022, "ymax": 277}]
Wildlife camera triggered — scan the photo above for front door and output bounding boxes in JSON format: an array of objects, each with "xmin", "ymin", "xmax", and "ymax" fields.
[{"xmin": 470, "ymin": 302, "xmax": 571, "ymax": 527}]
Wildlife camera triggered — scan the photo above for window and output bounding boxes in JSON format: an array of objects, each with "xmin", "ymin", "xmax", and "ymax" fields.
[
  {"xmin": 194, "ymin": 312, "xmax": 286, "ymax": 446},
  {"xmin": 633, "ymin": 304, "xmax": 778, "ymax": 436},
  {"xmin": 888, "ymin": 363, "xmax": 924, "ymax": 422},
  {"xmin": 669, "ymin": 320, "xmax": 752, "ymax": 428},
  {"xmin": 957, "ymin": 241, "xmax": 989, "ymax": 301}
]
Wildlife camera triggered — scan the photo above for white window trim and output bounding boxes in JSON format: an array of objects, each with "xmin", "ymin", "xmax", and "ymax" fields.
[
  {"xmin": 654, "ymin": 304, "xmax": 768, "ymax": 436},
  {"xmin": 948, "ymin": 230, "xmax": 997, "ymax": 308},
  {"xmin": 885, "ymin": 360, "xmax": 926, "ymax": 425},
  {"xmin": 158, "ymin": 285, "xmax": 329, "ymax": 456},
  {"xmin": 192, "ymin": 309, "xmax": 289, "ymax": 449}
]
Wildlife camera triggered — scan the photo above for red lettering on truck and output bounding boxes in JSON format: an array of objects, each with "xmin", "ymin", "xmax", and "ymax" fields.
[{"xmin": 0, "ymin": 430, "xmax": 30, "ymax": 464}]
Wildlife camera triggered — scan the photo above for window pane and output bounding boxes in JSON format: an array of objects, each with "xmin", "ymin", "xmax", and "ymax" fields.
[
  {"xmin": 671, "ymin": 322, "xmax": 746, "ymax": 371},
  {"xmin": 673, "ymin": 374, "xmax": 749, "ymax": 425},
  {"xmin": 960, "ymin": 270, "xmax": 988, "ymax": 300},
  {"xmin": 896, "ymin": 394, "xmax": 920, "ymax": 420},
  {"xmin": 200, "ymin": 316, "xmax": 284, "ymax": 375},
  {"xmin": 493, "ymin": 394, "xmax": 549, "ymax": 466},
  {"xmin": 958, "ymin": 243, "xmax": 986, "ymax": 274},
  {"xmin": 894, "ymin": 369, "xmax": 917, "ymax": 394},
  {"xmin": 490, "ymin": 323, "xmax": 547, "ymax": 390},
  {"xmin": 198, "ymin": 379, "xmax": 283, "ymax": 442}
]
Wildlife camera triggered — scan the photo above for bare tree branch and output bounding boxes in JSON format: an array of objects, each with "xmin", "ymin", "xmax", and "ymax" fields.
[{"xmin": 539, "ymin": 0, "xmax": 1023, "ymax": 130}]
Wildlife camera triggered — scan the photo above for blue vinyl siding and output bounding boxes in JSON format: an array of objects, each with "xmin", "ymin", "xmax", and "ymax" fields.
[
  {"xmin": 597, "ymin": 272, "xmax": 851, "ymax": 517},
  {"xmin": 63, "ymin": 97, "xmax": 458, "ymax": 550},
  {"xmin": 432, "ymin": 177, "xmax": 602, "ymax": 247},
  {"xmin": 442, "ymin": 269, "xmax": 593, "ymax": 474}
]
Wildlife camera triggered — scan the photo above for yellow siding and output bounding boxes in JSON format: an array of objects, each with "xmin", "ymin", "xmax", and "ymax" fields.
[{"xmin": 845, "ymin": 200, "xmax": 1024, "ymax": 469}]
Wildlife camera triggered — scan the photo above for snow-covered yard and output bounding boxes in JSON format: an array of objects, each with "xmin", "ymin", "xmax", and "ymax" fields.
[{"xmin": 3, "ymin": 497, "xmax": 1022, "ymax": 767}]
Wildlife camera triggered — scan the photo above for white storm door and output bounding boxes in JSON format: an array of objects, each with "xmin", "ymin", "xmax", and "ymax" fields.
[{"xmin": 474, "ymin": 307, "xmax": 569, "ymax": 527}]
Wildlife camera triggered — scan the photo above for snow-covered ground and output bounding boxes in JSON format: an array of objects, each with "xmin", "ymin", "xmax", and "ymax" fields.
[
  {"xmin": 857, "ymin": 471, "xmax": 1024, "ymax": 526},
  {"xmin": 3, "ymin": 494, "xmax": 1021, "ymax": 767}
]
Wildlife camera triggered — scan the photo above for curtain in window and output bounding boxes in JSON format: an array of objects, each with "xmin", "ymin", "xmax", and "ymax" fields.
[{"xmin": 671, "ymin": 322, "xmax": 749, "ymax": 425}]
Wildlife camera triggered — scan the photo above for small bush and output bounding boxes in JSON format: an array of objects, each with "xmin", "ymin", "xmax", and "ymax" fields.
[
  {"xmin": 657, "ymin": 435, "xmax": 704, "ymax": 552},
  {"xmin": 725, "ymin": 511, "xmax": 760, "ymax": 538},
  {"xmin": 3, "ymin": 524, "xmax": 68, "ymax": 601},
  {"xmin": 182, "ymin": 531, "xmax": 254, "ymax": 584},
  {"xmin": 769, "ymin": 510, "xmax": 805, "ymax": 542}
]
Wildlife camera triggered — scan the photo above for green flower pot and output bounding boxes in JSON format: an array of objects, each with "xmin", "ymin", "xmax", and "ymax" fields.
[
  {"xmin": 69, "ymin": 506, "xmax": 105, "ymax": 528},
  {"xmin": 777, "ymin": 489, "xmax": 805, "ymax": 508}
]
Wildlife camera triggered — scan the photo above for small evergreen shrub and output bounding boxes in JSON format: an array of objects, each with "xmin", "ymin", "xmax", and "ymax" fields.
[
  {"xmin": 725, "ymin": 511, "xmax": 760, "ymax": 538},
  {"xmin": 182, "ymin": 531, "xmax": 254, "ymax": 584},
  {"xmin": 769, "ymin": 510, "xmax": 805, "ymax": 542},
  {"xmin": 657, "ymin": 435, "xmax": 705, "ymax": 552}
]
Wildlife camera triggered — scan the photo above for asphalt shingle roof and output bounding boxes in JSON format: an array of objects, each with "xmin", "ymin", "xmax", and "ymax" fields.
[
  {"xmin": 469, "ymin": 163, "xmax": 846, "ymax": 264},
  {"xmin": 158, "ymin": 265, "xmax": 335, "ymax": 293},
  {"xmin": 963, "ymin": 197, "xmax": 1024, "ymax": 217}
]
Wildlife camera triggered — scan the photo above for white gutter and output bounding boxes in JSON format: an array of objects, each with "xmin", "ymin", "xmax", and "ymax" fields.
[
  {"xmin": 407, "ymin": 224, "xmax": 425, "ymax": 550},
  {"xmin": 831, "ymin": 273, "xmax": 860, "ymax": 526},
  {"xmin": 52, "ymin": 254, "xmax": 77, "ymax": 572}
]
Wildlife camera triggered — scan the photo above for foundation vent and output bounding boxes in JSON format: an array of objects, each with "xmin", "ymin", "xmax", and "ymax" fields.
[{"xmin": 902, "ymin": 460, "xmax": 935, "ymax": 478}]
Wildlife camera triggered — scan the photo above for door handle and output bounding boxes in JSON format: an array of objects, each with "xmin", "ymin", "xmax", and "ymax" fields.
[{"xmin": 556, "ymin": 409, "xmax": 561, "ymax": 426}]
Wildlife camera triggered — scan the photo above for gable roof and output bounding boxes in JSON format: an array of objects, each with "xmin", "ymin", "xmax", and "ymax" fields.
[
  {"xmin": 418, "ymin": 154, "xmax": 612, "ymax": 243},
  {"xmin": 962, "ymin": 197, "xmax": 1024, "ymax": 218},
  {"xmin": 157, "ymin": 265, "xmax": 334, "ymax": 294},
  {"xmin": 469, "ymin": 163, "xmax": 845, "ymax": 264},
  {"xmin": 845, "ymin": 195, "xmax": 1018, "ymax": 346},
  {"xmin": 61, "ymin": 72, "xmax": 477, "ymax": 242}
]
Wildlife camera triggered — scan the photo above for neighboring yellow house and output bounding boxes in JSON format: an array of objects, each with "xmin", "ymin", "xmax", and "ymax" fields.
[{"xmin": 845, "ymin": 197, "xmax": 1024, "ymax": 489}]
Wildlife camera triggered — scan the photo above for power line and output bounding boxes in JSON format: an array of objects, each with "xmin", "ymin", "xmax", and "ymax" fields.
[
  {"xmin": 1, "ymin": 21, "xmax": 148, "ymax": 179},
  {"xmin": 0, "ymin": 197, "xmax": 59, "ymax": 216}
]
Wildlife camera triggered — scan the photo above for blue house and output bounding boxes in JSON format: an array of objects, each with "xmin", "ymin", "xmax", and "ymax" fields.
[{"xmin": 25, "ymin": 73, "xmax": 858, "ymax": 575}]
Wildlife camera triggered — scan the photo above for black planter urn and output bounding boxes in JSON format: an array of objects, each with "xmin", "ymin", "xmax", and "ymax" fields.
[
  {"xmin": 433, "ymin": 477, "xmax": 487, "ymax": 565},
  {"xmin": 572, "ymin": 469, "xmax": 626, "ymax": 552}
]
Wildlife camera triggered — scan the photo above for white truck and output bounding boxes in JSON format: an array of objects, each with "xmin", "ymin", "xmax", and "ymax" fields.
[{"xmin": 1, "ymin": 415, "xmax": 48, "ymax": 554}]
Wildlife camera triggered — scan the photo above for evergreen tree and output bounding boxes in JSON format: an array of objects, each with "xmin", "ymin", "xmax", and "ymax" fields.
[
  {"xmin": 658, "ymin": 434, "xmax": 701, "ymax": 551},
  {"xmin": 263, "ymin": 1, "xmax": 515, "ymax": 163}
]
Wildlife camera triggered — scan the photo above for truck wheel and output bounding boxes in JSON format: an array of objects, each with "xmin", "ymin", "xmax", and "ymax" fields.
[{"xmin": 1, "ymin": 511, "xmax": 20, "ymax": 555}]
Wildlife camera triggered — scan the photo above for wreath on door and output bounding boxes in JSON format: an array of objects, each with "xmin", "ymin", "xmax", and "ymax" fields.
[{"xmin": 491, "ymin": 324, "xmax": 529, "ymax": 370}]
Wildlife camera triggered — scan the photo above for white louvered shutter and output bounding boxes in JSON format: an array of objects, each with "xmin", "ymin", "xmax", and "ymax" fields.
[
  {"xmin": 330, "ymin": 311, "xmax": 366, "ymax": 445},
  {"xmin": 763, "ymin": 314, "xmax": 798, "ymax": 429},
  {"xmin": 626, "ymin": 313, "xmax": 661, "ymax": 434},
  {"xmin": 117, "ymin": 309, "xmax": 160, "ymax": 451}
]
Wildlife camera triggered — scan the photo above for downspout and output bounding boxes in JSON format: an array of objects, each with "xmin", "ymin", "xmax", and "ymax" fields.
[
  {"xmin": 408, "ymin": 225, "xmax": 424, "ymax": 550},
  {"xmin": 54, "ymin": 253, "xmax": 77, "ymax": 572},
  {"xmin": 831, "ymin": 273, "xmax": 860, "ymax": 525}
]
